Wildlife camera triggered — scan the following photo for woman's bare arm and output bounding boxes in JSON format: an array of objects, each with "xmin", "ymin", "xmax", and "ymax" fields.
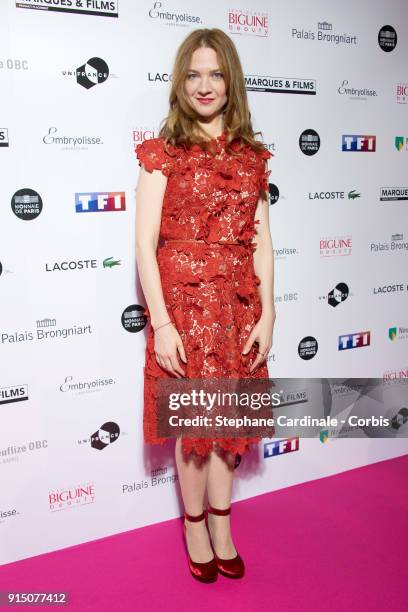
[
  {"xmin": 135, "ymin": 166, "xmax": 171, "ymax": 329},
  {"xmin": 253, "ymin": 198, "xmax": 275, "ymax": 316}
]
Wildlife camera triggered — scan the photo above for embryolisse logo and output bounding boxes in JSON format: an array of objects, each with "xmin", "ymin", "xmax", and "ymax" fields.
[
  {"xmin": 148, "ymin": 2, "xmax": 202, "ymax": 27},
  {"xmin": 338, "ymin": 79, "xmax": 377, "ymax": 100},
  {"xmin": 60, "ymin": 375, "xmax": 116, "ymax": 394},
  {"xmin": 43, "ymin": 127, "xmax": 103, "ymax": 149}
]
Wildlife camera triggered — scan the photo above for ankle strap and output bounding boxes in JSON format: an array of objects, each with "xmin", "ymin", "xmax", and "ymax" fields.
[
  {"xmin": 184, "ymin": 510, "xmax": 206, "ymax": 522},
  {"xmin": 207, "ymin": 505, "xmax": 231, "ymax": 516}
]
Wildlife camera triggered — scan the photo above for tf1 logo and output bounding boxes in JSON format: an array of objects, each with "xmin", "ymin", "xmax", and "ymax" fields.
[
  {"xmin": 75, "ymin": 192, "xmax": 126, "ymax": 213},
  {"xmin": 342, "ymin": 135, "xmax": 376, "ymax": 152},
  {"xmin": 263, "ymin": 437, "xmax": 299, "ymax": 458},
  {"xmin": 338, "ymin": 331, "xmax": 371, "ymax": 350}
]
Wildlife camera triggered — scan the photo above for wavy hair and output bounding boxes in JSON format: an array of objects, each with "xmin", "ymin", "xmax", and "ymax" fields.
[{"xmin": 158, "ymin": 28, "xmax": 268, "ymax": 158}]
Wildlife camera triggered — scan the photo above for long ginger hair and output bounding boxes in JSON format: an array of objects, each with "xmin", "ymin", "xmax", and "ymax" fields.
[{"xmin": 158, "ymin": 28, "xmax": 268, "ymax": 157}]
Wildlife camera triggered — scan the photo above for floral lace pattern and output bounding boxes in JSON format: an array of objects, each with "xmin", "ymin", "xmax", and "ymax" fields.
[{"xmin": 136, "ymin": 132, "xmax": 274, "ymax": 457}]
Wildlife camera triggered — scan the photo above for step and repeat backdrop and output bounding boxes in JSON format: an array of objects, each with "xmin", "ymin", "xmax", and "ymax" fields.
[{"xmin": 1, "ymin": 0, "xmax": 408, "ymax": 564}]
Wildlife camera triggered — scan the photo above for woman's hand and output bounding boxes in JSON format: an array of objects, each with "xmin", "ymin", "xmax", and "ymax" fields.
[
  {"xmin": 241, "ymin": 309, "xmax": 276, "ymax": 373},
  {"xmin": 154, "ymin": 324, "xmax": 187, "ymax": 378}
]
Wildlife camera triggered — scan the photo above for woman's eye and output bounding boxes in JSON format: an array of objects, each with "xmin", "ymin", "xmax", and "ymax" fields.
[{"xmin": 214, "ymin": 73, "xmax": 223, "ymax": 79}]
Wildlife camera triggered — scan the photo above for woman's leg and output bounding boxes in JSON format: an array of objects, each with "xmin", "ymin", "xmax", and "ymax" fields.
[
  {"xmin": 175, "ymin": 438, "xmax": 213, "ymax": 562},
  {"xmin": 206, "ymin": 443, "xmax": 238, "ymax": 558}
]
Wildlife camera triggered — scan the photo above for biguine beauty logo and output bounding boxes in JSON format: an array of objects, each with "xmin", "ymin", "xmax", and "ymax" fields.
[{"xmin": 228, "ymin": 8, "xmax": 269, "ymax": 37}]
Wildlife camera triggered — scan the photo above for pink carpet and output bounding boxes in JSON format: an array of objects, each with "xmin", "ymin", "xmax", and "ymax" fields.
[{"xmin": 1, "ymin": 454, "xmax": 407, "ymax": 611}]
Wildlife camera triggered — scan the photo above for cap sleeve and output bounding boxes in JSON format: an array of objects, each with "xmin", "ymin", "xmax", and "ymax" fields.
[
  {"xmin": 258, "ymin": 148, "xmax": 273, "ymax": 195},
  {"xmin": 135, "ymin": 137, "xmax": 172, "ymax": 177}
]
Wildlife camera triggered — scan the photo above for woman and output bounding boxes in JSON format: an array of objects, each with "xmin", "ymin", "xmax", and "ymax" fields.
[{"xmin": 135, "ymin": 28, "xmax": 276, "ymax": 583}]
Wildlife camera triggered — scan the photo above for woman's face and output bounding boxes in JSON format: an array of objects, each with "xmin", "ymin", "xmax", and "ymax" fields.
[{"xmin": 184, "ymin": 46, "xmax": 227, "ymax": 121}]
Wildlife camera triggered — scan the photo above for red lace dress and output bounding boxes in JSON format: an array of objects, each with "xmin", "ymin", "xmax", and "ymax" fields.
[{"xmin": 135, "ymin": 130, "xmax": 274, "ymax": 457}]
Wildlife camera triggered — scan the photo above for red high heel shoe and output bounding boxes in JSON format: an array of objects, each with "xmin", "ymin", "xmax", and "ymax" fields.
[
  {"xmin": 183, "ymin": 510, "xmax": 218, "ymax": 583},
  {"xmin": 206, "ymin": 505, "xmax": 245, "ymax": 579}
]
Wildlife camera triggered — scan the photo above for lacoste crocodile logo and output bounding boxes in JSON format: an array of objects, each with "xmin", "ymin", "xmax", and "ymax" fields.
[{"xmin": 103, "ymin": 257, "xmax": 121, "ymax": 268}]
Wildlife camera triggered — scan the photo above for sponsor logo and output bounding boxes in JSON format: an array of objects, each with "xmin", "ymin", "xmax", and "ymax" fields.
[
  {"xmin": 121, "ymin": 305, "xmax": 148, "ymax": 333},
  {"xmin": 228, "ymin": 8, "xmax": 269, "ymax": 37},
  {"xmin": 75, "ymin": 192, "xmax": 126, "ymax": 213},
  {"xmin": 292, "ymin": 21, "xmax": 357, "ymax": 45},
  {"xmin": 338, "ymin": 79, "xmax": 377, "ymax": 100},
  {"xmin": 0, "ymin": 385, "xmax": 29, "ymax": 405},
  {"xmin": 11, "ymin": 188, "xmax": 43, "ymax": 220},
  {"xmin": 0, "ymin": 128, "xmax": 9, "ymax": 147},
  {"xmin": 77, "ymin": 422, "xmax": 121, "ymax": 450},
  {"xmin": 0, "ymin": 58, "xmax": 29, "ymax": 70},
  {"xmin": 395, "ymin": 137, "xmax": 408, "ymax": 152},
  {"xmin": 396, "ymin": 83, "xmax": 408, "ymax": 104},
  {"xmin": 264, "ymin": 437, "xmax": 299, "ymax": 458},
  {"xmin": 43, "ymin": 127, "xmax": 103, "ymax": 149},
  {"xmin": 45, "ymin": 257, "xmax": 121, "ymax": 272},
  {"xmin": 338, "ymin": 332, "xmax": 370, "ymax": 350},
  {"xmin": 16, "ymin": 0, "xmax": 119, "ymax": 17},
  {"xmin": 60, "ymin": 375, "xmax": 116, "ymax": 394},
  {"xmin": 388, "ymin": 327, "xmax": 408, "ymax": 342},
  {"xmin": 373, "ymin": 283, "xmax": 408, "ymax": 295},
  {"xmin": 1, "ymin": 318, "xmax": 92, "ymax": 345},
  {"xmin": 378, "ymin": 25, "xmax": 397, "ymax": 52},
  {"xmin": 370, "ymin": 233, "xmax": 408, "ymax": 253},
  {"xmin": 380, "ymin": 187, "xmax": 408, "ymax": 201},
  {"xmin": 62, "ymin": 57, "xmax": 111, "ymax": 88},
  {"xmin": 342, "ymin": 135, "xmax": 376, "ymax": 152},
  {"xmin": 49, "ymin": 483, "xmax": 95, "ymax": 511},
  {"xmin": 320, "ymin": 236, "xmax": 352, "ymax": 257},
  {"xmin": 299, "ymin": 129, "xmax": 320, "ymax": 155},
  {"xmin": 308, "ymin": 189, "xmax": 360, "ymax": 200},
  {"xmin": 298, "ymin": 336, "xmax": 318, "ymax": 360},
  {"xmin": 148, "ymin": 2, "xmax": 202, "ymax": 27},
  {"xmin": 245, "ymin": 76, "xmax": 316, "ymax": 94}
]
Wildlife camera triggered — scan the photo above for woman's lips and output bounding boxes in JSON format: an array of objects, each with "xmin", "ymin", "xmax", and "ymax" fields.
[{"xmin": 196, "ymin": 98, "xmax": 214, "ymax": 105}]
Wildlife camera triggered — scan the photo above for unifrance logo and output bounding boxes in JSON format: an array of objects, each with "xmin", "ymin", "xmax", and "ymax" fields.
[
  {"xmin": 75, "ymin": 192, "xmax": 125, "ymax": 213},
  {"xmin": 338, "ymin": 332, "xmax": 370, "ymax": 351},
  {"xmin": 342, "ymin": 135, "xmax": 376, "ymax": 152}
]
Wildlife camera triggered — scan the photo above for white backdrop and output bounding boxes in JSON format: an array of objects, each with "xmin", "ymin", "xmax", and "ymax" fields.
[{"xmin": 1, "ymin": 0, "xmax": 407, "ymax": 565}]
